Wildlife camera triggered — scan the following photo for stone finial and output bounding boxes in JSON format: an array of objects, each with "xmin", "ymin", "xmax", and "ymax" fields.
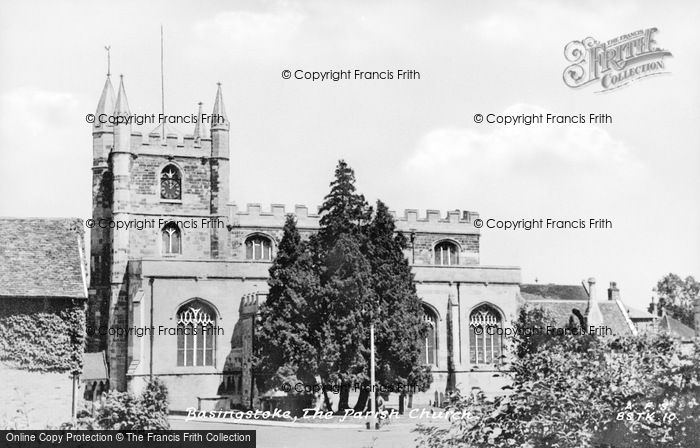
[{"xmin": 193, "ymin": 101, "xmax": 206, "ymax": 142}]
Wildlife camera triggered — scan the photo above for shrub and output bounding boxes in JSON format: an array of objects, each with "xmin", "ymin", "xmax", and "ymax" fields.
[
  {"xmin": 416, "ymin": 327, "xmax": 700, "ymax": 448},
  {"xmin": 61, "ymin": 379, "xmax": 170, "ymax": 430}
]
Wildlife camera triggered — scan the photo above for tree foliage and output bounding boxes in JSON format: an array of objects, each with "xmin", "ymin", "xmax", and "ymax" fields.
[
  {"xmin": 649, "ymin": 273, "xmax": 699, "ymax": 329},
  {"xmin": 255, "ymin": 160, "xmax": 432, "ymax": 410},
  {"xmin": 416, "ymin": 308, "xmax": 700, "ymax": 448},
  {"xmin": 366, "ymin": 201, "xmax": 431, "ymax": 394},
  {"xmin": 255, "ymin": 215, "xmax": 319, "ymax": 392}
]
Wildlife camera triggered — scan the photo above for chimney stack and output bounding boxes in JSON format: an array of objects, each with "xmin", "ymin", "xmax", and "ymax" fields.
[
  {"xmin": 587, "ymin": 277, "xmax": 597, "ymax": 301},
  {"xmin": 607, "ymin": 282, "xmax": 620, "ymax": 301}
]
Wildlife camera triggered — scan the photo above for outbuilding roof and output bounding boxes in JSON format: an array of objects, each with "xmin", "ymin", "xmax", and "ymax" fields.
[{"xmin": 0, "ymin": 218, "xmax": 87, "ymax": 298}]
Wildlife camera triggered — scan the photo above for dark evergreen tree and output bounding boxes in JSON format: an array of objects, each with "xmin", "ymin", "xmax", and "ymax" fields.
[
  {"xmin": 314, "ymin": 160, "xmax": 375, "ymax": 410},
  {"xmin": 318, "ymin": 160, "xmax": 371, "ymax": 241},
  {"xmin": 353, "ymin": 200, "xmax": 432, "ymax": 411},
  {"xmin": 255, "ymin": 214, "xmax": 319, "ymax": 392},
  {"xmin": 256, "ymin": 161, "xmax": 433, "ymax": 413}
]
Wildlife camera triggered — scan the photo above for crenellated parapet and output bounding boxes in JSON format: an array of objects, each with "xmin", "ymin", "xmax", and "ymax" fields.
[
  {"xmin": 227, "ymin": 203, "xmax": 480, "ymax": 236},
  {"xmin": 392, "ymin": 209, "xmax": 480, "ymax": 235},
  {"xmin": 127, "ymin": 131, "xmax": 214, "ymax": 159},
  {"xmin": 228, "ymin": 203, "xmax": 321, "ymax": 230},
  {"xmin": 226, "ymin": 204, "xmax": 480, "ymax": 265},
  {"xmin": 239, "ymin": 292, "xmax": 265, "ymax": 317}
]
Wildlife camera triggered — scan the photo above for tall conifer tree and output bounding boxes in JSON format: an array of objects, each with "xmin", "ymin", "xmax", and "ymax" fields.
[
  {"xmin": 314, "ymin": 160, "xmax": 375, "ymax": 410},
  {"xmin": 255, "ymin": 215, "xmax": 319, "ymax": 392},
  {"xmin": 256, "ymin": 161, "xmax": 432, "ymax": 413},
  {"xmin": 352, "ymin": 200, "xmax": 432, "ymax": 410}
]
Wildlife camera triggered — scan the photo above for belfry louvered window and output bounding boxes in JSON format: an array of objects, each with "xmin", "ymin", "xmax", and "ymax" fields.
[
  {"xmin": 434, "ymin": 241, "xmax": 458, "ymax": 265},
  {"xmin": 161, "ymin": 222, "xmax": 181, "ymax": 254},
  {"xmin": 245, "ymin": 235, "xmax": 272, "ymax": 261}
]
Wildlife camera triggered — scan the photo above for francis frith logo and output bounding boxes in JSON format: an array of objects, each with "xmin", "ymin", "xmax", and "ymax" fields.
[{"xmin": 563, "ymin": 27, "xmax": 672, "ymax": 92}]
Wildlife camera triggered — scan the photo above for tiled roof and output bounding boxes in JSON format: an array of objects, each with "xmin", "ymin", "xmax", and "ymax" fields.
[
  {"xmin": 520, "ymin": 284, "xmax": 589, "ymax": 327},
  {"xmin": 528, "ymin": 301, "xmax": 589, "ymax": 327},
  {"xmin": 626, "ymin": 306, "xmax": 655, "ymax": 320},
  {"xmin": 0, "ymin": 218, "xmax": 87, "ymax": 298},
  {"xmin": 598, "ymin": 302, "xmax": 633, "ymax": 336},
  {"xmin": 658, "ymin": 315, "xmax": 695, "ymax": 340},
  {"xmin": 520, "ymin": 284, "xmax": 589, "ymax": 301},
  {"xmin": 521, "ymin": 284, "xmax": 635, "ymax": 335}
]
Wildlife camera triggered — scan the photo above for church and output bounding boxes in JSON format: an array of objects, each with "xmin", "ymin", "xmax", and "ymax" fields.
[{"xmin": 87, "ymin": 72, "xmax": 638, "ymax": 412}]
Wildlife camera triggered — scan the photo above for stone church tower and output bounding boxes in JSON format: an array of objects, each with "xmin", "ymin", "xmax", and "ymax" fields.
[{"xmin": 88, "ymin": 73, "xmax": 231, "ymax": 389}]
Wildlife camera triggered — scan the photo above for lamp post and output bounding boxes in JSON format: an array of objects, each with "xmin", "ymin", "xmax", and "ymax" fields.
[{"xmin": 369, "ymin": 322, "xmax": 376, "ymax": 430}]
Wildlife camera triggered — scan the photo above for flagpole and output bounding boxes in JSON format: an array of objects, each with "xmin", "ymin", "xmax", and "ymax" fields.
[{"xmin": 160, "ymin": 25, "xmax": 165, "ymax": 141}]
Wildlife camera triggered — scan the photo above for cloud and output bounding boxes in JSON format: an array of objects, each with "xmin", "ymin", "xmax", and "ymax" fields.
[
  {"xmin": 192, "ymin": 3, "xmax": 305, "ymax": 59},
  {"xmin": 404, "ymin": 103, "xmax": 644, "ymax": 212},
  {"xmin": 0, "ymin": 88, "xmax": 89, "ymax": 217}
]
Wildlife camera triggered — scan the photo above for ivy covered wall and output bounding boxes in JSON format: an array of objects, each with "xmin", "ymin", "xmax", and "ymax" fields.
[{"xmin": 0, "ymin": 297, "xmax": 86, "ymax": 375}]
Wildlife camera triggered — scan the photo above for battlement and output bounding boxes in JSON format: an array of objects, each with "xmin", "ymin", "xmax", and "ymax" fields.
[
  {"xmin": 392, "ymin": 209, "xmax": 480, "ymax": 224},
  {"xmin": 125, "ymin": 131, "xmax": 214, "ymax": 157},
  {"xmin": 227, "ymin": 203, "xmax": 480, "ymax": 235},
  {"xmin": 230, "ymin": 203, "xmax": 321, "ymax": 218},
  {"xmin": 392, "ymin": 209, "xmax": 480, "ymax": 235},
  {"xmin": 228, "ymin": 203, "xmax": 321, "ymax": 229},
  {"xmin": 239, "ymin": 292, "xmax": 266, "ymax": 316}
]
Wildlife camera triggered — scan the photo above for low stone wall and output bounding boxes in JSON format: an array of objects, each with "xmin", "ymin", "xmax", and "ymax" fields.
[{"xmin": 0, "ymin": 364, "xmax": 81, "ymax": 429}]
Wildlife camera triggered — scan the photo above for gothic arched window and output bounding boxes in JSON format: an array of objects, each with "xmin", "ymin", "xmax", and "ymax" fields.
[
  {"xmin": 160, "ymin": 164, "xmax": 182, "ymax": 200},
  {"xmin": 162, "ymin": 222, "xmax": 181, "ymax": 255},
  {"xmin": 176, "ymin": 300, "xmax": 216, "ymax": 366},
  {"xmin": 245, "ymin": 235, "xmax": 272, "ymax": 261},
  {"xmin": 469, "ymin": 304, "xmax": 502, "ymax": 364},
  {"xmin": 434, "ymin": 241, "xmax": 459, "ymax": 265},
  {"xmin": 423, "ymin": 307, "xmax": 438, "ymax": 365}
]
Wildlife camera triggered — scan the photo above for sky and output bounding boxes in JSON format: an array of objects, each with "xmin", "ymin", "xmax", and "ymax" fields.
[{"xmin": 0, "ymin": 0, "xmax": 698, "ymax": 311}]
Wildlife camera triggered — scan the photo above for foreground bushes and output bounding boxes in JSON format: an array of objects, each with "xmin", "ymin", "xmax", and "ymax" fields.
[
  {"xmin": 62, "ymin": 379, "xmax": 170, "ymax": 430},
  {"xmin": 416, "ymin": 308, "xmax": 700, "ymax": 447}
]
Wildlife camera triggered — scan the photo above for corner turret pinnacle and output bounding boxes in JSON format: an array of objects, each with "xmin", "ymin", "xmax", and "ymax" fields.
[
  {"xmin": 114, "ymin": 75, "xmax": 131, "ymax": 116},
  {"xmin": 193, "ymin": 101, "xmax": 207, "ymax": 142},
  {"xmin": 211, "ymin": 82, "xmax": 229, "ymax": 131},
  {"xmin": 94, "ymin": 75, "xmax": 115, "ymax": 131}
]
